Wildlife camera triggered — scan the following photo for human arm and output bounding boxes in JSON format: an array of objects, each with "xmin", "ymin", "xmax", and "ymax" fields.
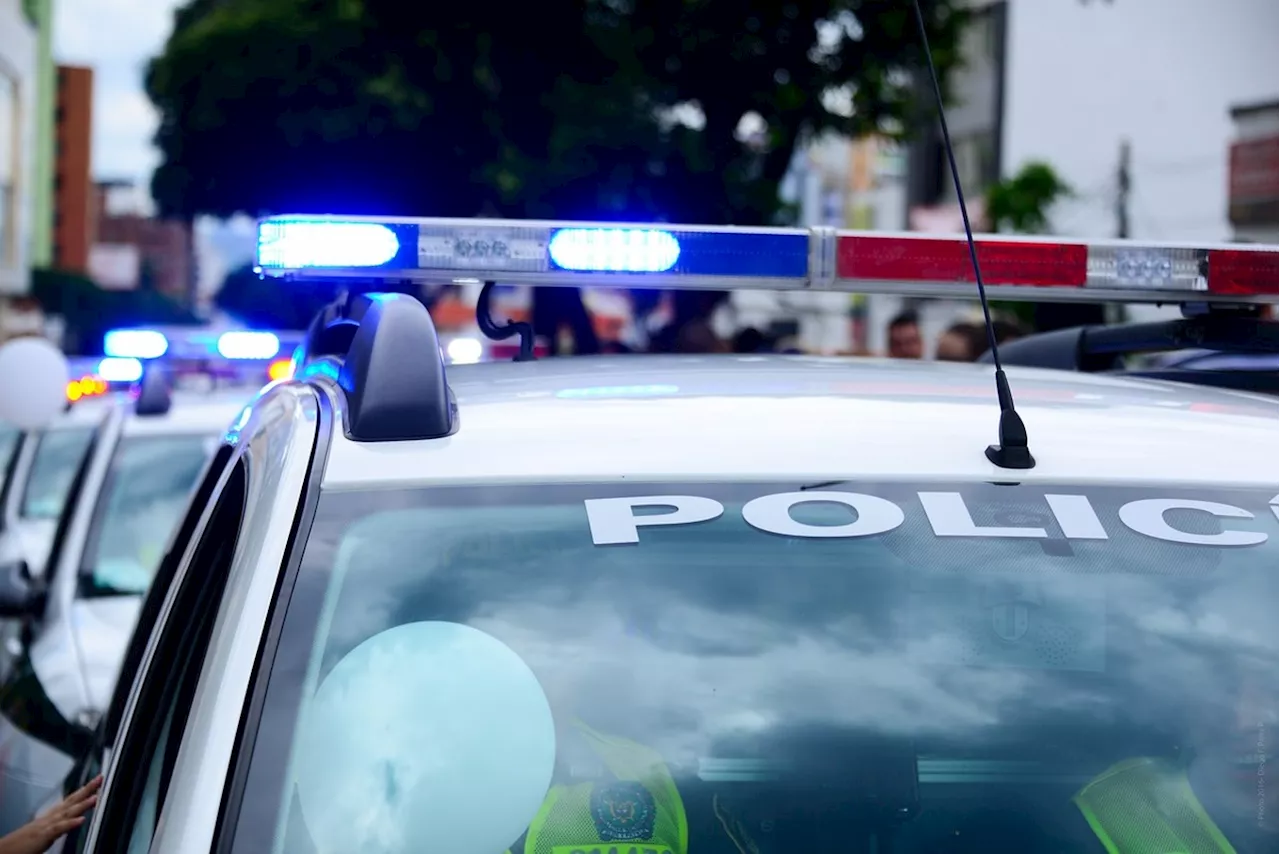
[{"xmin": 0, "ymin": 775, "xmax": 102, "ymax": 854}]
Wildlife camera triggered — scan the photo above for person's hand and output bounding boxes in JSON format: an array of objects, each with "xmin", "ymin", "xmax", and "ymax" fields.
[{"xmin": 0, "ymin": 775, "xmax": 102, "ymax": 854}]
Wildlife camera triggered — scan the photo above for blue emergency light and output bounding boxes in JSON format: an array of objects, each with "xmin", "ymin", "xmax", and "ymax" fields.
[
  {"xmin": 104, "ymin": 329, "xmax": 169, "ymax": 360},
  {"xmin": 255, "ymin": 215, "xmax": 810, "ymax": 286},
  {"xmin": 98, "ymin": 357, "xmax": 144, "ymax": 383},
  {"xmin": 217, "ymin": 330, "xmax": 281, "ymax": 360}
]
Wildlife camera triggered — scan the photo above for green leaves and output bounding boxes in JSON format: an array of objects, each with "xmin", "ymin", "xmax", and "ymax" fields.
[
  {"xmin": 985, "ymin": 161, "xmax": 1074, "ymax": 235},
  {"xmin": 147, "ymin": 0, "xmax": 964, "ymax": 224}
]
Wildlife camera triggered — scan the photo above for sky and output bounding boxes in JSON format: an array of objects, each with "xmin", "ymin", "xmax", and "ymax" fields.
[{"xmin": 54, "ymin": 0, "xmax": 182, "ymax": 186}]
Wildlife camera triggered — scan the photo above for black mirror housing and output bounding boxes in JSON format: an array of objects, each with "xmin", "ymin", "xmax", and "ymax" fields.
[{"xmin": 0, "ymin": 560, "xmax": 41, "ymax": 618}]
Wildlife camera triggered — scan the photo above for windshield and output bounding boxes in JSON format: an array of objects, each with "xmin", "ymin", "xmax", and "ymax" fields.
[
  {"xmin": 79, "ymin": 434, "xmax": 214, "ymax": 596},
  {"xmin": 20, "ymin": 427, "xmax": 96, "ymax": 519},
  {"xmin": 228, "ymin": 481, "xmax": 1278, "ymax": 854}
]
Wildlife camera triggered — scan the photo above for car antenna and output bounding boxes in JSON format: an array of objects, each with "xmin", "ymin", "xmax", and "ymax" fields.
[{"xmin": 911, "ymin": 0, "xmax": 1034, "ymax": 470}]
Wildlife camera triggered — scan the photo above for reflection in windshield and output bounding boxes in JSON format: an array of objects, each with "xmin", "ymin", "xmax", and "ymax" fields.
[
  {"xmin": 230, "ymin": 482, "xmax": 1279, "ymax": 854},
  {"xmin": 81, "ymin": 434, "xmax": 213, "ymax": 596},
  {"xmin": 20, "ymin": 428, "xmax": 95, "ymax": 519}
]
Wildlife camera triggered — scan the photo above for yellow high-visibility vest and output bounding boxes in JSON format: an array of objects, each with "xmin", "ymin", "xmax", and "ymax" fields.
[
  {"xmin": 1074, "ymin": 757, "xmax": 1238, "ymax": 854},
  {"xmin": 512, "ymin": 721, "xmax": 689, "ymax": 854}
]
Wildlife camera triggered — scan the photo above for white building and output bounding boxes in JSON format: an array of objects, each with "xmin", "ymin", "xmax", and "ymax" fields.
[{"xmin": 0, "ymin": 0, "xmax": 37, "ymax": 303}]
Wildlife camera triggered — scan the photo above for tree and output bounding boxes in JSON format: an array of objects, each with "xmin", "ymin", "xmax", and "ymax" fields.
[
  {"xmin": 214, "ymin": 265, "xmax": 338, "ymax": 330},
  {"xmin": 984, "ymin": 161, "xmax": 1105, "ymax": 332},
  {"xmin": 30, "ymin": 268, "xmax": 201, "ymax": 355},
  {"xmin": 984, "ymin": 161, "xmax": 1072, "ymax": 235},
  {"xmin": 146, "ymin": 0, "xmax": 968, "ymax": 226}
]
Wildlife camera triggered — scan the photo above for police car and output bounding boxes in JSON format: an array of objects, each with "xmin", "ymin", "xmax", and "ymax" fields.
[
  {"xmin": 0, "ymin": 363, "xmax": 253, "ymax": 836},
  {"xmin": 54, "ymin": 217, "xmax": 1277, "ymax": 854},
  {"xmin": 0, "ymin": 395, "xmax": 118, "ymax": 685}
]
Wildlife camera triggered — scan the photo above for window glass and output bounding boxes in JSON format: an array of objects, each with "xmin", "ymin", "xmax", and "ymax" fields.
[
  {"xmin": 21, "ymin": 427, "xmax": 95, "ymax": 519},
  {"xmin": 230, "ymin": 481, "xmax": 1279, "ymax": 854},
  {"xmin": 80, "ymin": 434, "xmax": 216, "ymax": 596}
]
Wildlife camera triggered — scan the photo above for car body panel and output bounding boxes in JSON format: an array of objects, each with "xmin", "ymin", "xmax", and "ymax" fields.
[
  {"xmin": 77, "ymin": 357, "xmax": 1280, "ymax": 853},
  {"xmin": 320, "ymin": 357, "xmax": 1278, "ymax": 490}
]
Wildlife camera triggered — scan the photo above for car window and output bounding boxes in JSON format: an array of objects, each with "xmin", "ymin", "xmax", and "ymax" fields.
[
  {"xmin": 228, "ymin": 480, "xmax": 1279, "ymax": 854},
  {"xmin": 79, "ymin": 434, "xmax": 216, "ymax": 597},
  {"xmin": 21, "ymin": 427, "xmax": 96, "ymax": 519}
]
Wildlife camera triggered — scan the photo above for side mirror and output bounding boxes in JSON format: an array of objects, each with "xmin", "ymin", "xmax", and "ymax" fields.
[{"xmin": 0, "ymin": 560, "xmax": 42, "ymax": 618}]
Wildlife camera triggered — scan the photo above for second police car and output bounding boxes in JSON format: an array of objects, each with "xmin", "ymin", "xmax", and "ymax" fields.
[
  {"xmin": 50, "ymin": 216, "xmax": 1279, "ymax": 854},
  {"xmin": 0, "ymin": 342, "xmax": 288, "ymax": 836}
]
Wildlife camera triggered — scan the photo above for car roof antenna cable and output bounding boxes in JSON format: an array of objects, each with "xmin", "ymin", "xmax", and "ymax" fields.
[
  {"xmin": 477, "ymin": 281, "xmax": 537, "ymax": 362},
  {"xmin": 911, "ymin": 0, "xmax": 1034, "ymax": 470}
]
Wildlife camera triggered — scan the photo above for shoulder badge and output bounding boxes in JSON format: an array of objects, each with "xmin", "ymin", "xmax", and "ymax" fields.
[{"xmin": 589, "ymin": 781, "xmax": 657, "ymax": 842}]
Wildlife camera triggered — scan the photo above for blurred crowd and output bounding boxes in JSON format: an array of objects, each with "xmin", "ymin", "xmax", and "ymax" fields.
[
  {"xmin": 650, "ymin": 309, "xmax": 1027, "ymax": 360},
  {"xmin": 524, "ymin": 288, "xmax": 1027, "ymax": 361}
]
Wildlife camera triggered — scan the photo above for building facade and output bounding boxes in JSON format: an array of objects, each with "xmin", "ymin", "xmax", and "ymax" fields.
[
  {"xmin": 91, "ymin": 180, "xmax": 193, "ymax": 300},
  {"xmin": 1227, "ymin": 100, "xmax": 1278, "ymax": 244},
  {"xmin": 904, "ymin": 0, "xmax": 1007, "ymax": 230},
  {"xmin": 0, "ymin": 0, "xmax": 37, "ymax": 299},
  {"xmin": 25, "ymin": 0, "xmax": 53, "ymax": 268},
  {"xmin": 52, "ymin": 64, "xmax": 92, "ymax": 272}
]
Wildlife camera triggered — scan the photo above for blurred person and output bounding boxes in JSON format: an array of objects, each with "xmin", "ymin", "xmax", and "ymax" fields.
[
  {"xmin": 731, "ymin": 327, "xmax": 772, "ymax": 354},
  {"xmin": 935, "ymin": 322, "xmax": 989, "ymax": 362},
  {"xmin": 531, "ymin": 287, "xmax": 601, "ymax": 356},
  {"xmin": 992, "ymin": 315, "xmax": 1030, "ymax": 345},
  {"xmin": 674, "ymin": 320, "xmax": 728, "ymax": 354},
  {"xmin": 0, "ymin": 775, "xmax": 101, "ymax": 854},
  {"xmin": 886, "ymin": 310, "xmax": 923, "ymax": 359}
]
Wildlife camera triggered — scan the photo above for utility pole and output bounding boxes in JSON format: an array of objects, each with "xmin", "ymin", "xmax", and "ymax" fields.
[{"xmin": 1116, "ymin": 138, "xmax": 1131, "ymax": 239}]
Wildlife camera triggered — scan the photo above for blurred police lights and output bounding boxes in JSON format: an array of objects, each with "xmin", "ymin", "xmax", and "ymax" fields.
[
  {"xmin": 217, "ymin": 331, "xmax": 281, "ymax": 360},
  {"xmin": 98, "ymin": 357, "xmax": 144, "ymax": 383},
  {"xmin": 104, "ymin": 329, "xmax": 168, "ymax": 360},
  {"xmin": 254, "ymin": 215, "xmax": 809, "ymax": 286},
  {"xmin": 253, "ymin": 214, "xmax": 1279, "ymax": 305}
]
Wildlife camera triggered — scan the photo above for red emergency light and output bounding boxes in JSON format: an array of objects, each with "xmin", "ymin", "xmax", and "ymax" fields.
[{"xmin": 833, "ymin": 233, "xmax": 1277, "ymax": 304}]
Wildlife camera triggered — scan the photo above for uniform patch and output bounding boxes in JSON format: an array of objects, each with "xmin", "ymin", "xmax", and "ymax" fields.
[{"xmin": 589, "ymin": 781, "xmax": 656, "ymax": 842}]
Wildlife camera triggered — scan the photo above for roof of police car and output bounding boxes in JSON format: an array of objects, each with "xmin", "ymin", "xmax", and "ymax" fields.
[
  {"xmin": 121, "ymin": 387, "xmax": 253, "ymax": 437},
  {"xmin": 319, "ymin": 355, "xmax": 1279, "ymax": 490}
]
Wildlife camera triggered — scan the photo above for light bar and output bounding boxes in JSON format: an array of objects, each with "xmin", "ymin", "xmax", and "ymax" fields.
[
  {"xmin": 254, "ymin": 215, "xmax": 1279, "ymax": 305},
  {"xmin": 104, "ymin": 329, "xmax": 169, "ymax": 359}
]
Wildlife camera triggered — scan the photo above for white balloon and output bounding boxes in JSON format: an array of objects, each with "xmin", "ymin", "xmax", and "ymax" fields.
[
  {"xmin": 0, "ymin": 337, "xmax": 70, "ymax": 430},
  {"xmin": 295, "ymin": 622, "xmax": 557, "ymax": 854}
]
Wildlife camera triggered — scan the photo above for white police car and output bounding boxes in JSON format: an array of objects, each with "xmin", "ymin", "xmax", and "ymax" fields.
[
  {"xmin": 0, "ymin": 370, "xmax": 250, "ymax": 836},
  {"xmin": 60, "ymin": 217, "xmax": 1277, "ymax": 854},
  {"xmin": 0, "ymin": 395, "xmax": 119, "ymax": 686}
]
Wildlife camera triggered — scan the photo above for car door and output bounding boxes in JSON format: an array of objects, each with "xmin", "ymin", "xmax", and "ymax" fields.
[
  {"xmin": 76, "ymin": 384, "xmax": 324, "ymax": 854},
  {"xmin": 45, "ymin": 437, "xmax": 240, "ymax": 853}
]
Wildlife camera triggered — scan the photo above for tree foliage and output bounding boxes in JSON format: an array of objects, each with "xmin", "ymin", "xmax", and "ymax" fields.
[
  {"xmin": 31, "ymin": 268, "xmax": 200, "ymax": 355},
  {"xmin": 146, "ymin": 0, "xmax": 967, "ymax": 226},
  {"xmin": 984, "ymin": 161, "xmax": 1073, "ymax": 235}
]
